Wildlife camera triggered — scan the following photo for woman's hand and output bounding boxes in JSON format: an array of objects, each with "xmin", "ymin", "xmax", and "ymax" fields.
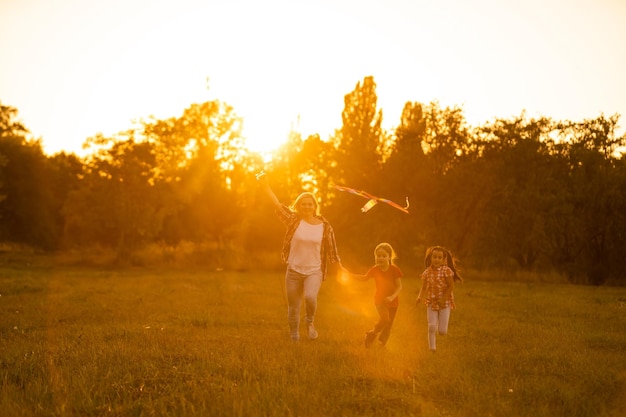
[
  {"xmin": 336, "ymin": 262, "xmax": 349, "ymax": 275},
  {"xmin": 257, "ymin": 171, "xmax": 281, "ymax": 207},
  {"xmin": 256, "ymin": 171, "xmax": 268, "ymax": 184}
]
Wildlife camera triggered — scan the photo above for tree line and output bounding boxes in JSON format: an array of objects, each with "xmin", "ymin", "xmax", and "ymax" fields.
[{"xmin": 1, "ymin": 76, "xmax": 625, "ymax": 285}]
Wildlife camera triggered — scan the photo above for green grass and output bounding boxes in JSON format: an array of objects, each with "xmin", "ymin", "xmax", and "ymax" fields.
[{"xmin": 1, "ymin": 263, "xmax": 625, "ymax": 416}]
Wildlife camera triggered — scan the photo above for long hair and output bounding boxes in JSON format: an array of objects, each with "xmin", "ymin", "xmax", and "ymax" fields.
[
  {"xmin": 374, "ymin": 242, "xmax": 397, "ymax": 265},
  {"xmin": 425, "ymin": 246, "xmax": 463, "ymax": 282},
  {"xmin": 292, "ymin": 192, "xmax": 320, "ymax": 216}
]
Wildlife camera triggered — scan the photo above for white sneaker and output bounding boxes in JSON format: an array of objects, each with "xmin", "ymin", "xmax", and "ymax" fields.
[{"xmin": 307, "ymin": 324, "xmax": 318, "ymax": 340}]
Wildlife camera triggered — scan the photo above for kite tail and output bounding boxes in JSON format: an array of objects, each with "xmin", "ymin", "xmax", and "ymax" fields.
[{"xmin": 361, "ymin": 199, "xmax": 378, "ymax": 213}]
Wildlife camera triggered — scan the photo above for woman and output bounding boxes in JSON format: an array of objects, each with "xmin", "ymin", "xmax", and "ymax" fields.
[{"xmin": 258, "ymin": 172, "xmax": 344, "ymax": 342}]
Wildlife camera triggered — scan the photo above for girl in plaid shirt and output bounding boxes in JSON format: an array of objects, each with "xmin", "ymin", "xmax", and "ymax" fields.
[
  {"xmin": 416, "ymin": 246, "xmax": 463, "ymax": 352},
  {"xmin": 258, "ymin": 172, "xmax": 344, "ymax": 342}
]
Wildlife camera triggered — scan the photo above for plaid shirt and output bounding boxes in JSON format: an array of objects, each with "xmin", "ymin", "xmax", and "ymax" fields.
[
  {"xmin": 275, "ymin": 204, "xmax": 341, "ymax": 280},
  {"xmin": 421, "ymin": 265, "xmax": 455, "ymax": 310}
]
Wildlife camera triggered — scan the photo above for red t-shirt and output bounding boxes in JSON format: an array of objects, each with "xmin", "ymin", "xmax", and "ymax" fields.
[{"xmin": 365, "ymin": 264, "xmax": 403, "ymax": 307}]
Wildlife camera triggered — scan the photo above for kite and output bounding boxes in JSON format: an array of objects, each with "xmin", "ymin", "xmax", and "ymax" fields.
[{"xmin": 333, "ymin": 185, "xmax": 410, "ymax": 214}]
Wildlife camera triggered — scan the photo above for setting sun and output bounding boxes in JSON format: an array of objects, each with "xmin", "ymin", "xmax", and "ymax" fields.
[{"xmin": 1, "ymin": 0, "xmax": 625, "ymax": 156}]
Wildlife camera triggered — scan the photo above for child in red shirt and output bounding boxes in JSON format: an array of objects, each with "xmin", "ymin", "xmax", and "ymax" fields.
[{"xmin": 351, "ymin": 243, "xmax": 403, "ymax": 348}]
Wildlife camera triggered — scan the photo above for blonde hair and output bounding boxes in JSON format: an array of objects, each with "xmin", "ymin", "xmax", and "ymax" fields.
[
  {"xmin": 292, "ymin": 192, "xmax": 320, "ymax": 216},
  {"xmin": 375, "ymin": 242, "xmax": 397, "ymax": 264}
]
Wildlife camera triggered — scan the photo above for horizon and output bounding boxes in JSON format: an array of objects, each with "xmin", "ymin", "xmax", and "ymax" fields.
[{"xmin": 2, "ymin": 0, "xmax": 625, "ymax": 156}]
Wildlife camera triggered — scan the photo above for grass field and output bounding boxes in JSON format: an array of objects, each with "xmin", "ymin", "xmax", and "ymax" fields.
[{"xmin": 1, "ymin": 262, "xmax": 626, "ymax": 417}]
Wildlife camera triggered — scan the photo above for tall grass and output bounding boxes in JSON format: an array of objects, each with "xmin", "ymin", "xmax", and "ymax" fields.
[{"xmin": 1, "ymin": 262, "xmax": 625, "ymax": 416}]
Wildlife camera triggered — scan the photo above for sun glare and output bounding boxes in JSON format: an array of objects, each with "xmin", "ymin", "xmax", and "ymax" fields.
[
  {"xmin": 6, "ymin": 0, "xmax": 624, "ymax": 158},
  {"xmin": 336, "ymin": 269, "xmax": 352, "ymax": 287},
  {"xmin": 12, "ymin": 1, "xmax": 453, "ymax": 157},
  {"xmin": 240, "ymin": 112, "xmax": 295, "ymax": 154}
]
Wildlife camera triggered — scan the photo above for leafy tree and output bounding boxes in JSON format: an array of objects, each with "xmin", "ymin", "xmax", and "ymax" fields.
[
  {"xmin": 608, "ymin": 155, "xmax": 626, "ymax": 283},
  {"xmin": 0, "ymin": 104, "xmax": 59, "ymax": 249},
  {"xmin": 332, "ymin": 76, "xmax": 384, "ymax": 189},
  {"xmin": 0, "ymin": 103, "xmax": 27, "ymax": 137},
  {"xmin": 0, "ymin": 104, "xmax": 27, "ymax": 207},
  {"xmin": 143, "ymin": 101, "xmax": 243, "ymax": 181},
  {"xmin": 265, "ymin": 130, "xmax": 308, "ymax": 199},
  {"xmin": 323, "ymin": 77, "xmax": 388, "ymax": 263},
  {"xmin": 64, "ymin": 133, "xmax": 168, "ymax": 259},
  {"xmin": 550, "ymin": 115, "xmax": 626, "ymax": 284},
  {"xmin": 422, "ymin": 102, "xmax": 472, "ymax": 175},
  {"xmin": 48, "ymin": 152, "xmax": 83, "ymax": 249},
  {"xmin": 300, "ymin": 133, "xmax": 337, "ymax": 206},
  {"xmin": 416, "ymin": 102, "xmax": 475, "ymax": 261},
  {"xmin": 473, "ymin": 116, "xmax": 556, "ymax": 270},
  {"xmin": 380, "ymin": 102, "xmax": 430, "ymax": 262},
  {"xmin": 143, "ymin": 101, "xmax": 247, "ymax": 247}
]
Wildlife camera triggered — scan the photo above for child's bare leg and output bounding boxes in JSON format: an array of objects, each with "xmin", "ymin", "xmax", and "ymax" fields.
[{"xmin": 427, "ymin": 306, "xmax": 438, "ymax": 351}]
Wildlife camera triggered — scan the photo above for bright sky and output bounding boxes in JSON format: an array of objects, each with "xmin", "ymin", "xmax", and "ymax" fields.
[{"xmin": 1, "ymin": 0, "xmax": 625, "ymax": 155}]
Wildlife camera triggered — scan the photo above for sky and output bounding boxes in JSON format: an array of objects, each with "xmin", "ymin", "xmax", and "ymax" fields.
[{"xmin": 1, "ymin": 0, "xmax": 625, "ymax": 156}]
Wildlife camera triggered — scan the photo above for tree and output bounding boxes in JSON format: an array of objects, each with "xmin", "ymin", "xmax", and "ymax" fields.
[
  {"xmin": 380, "ymin": 101, "xmax": 430, "ymax": 262},
  {"xmin": 332, "ymin": 76, "xmax": 384, "ymax": 189},
  {"xmin": 550, "ymin": 115, "xmax": 626, "ymax": 284},
  {"xmin": 143, "ymin": 101, "xmax": 247, "ymax": 247},
  {"xmin": 0, "ymin": 104, "xmax": 60, "ymax": 249},
  {"xmin": 48, "ymin": 152, "xmax": 83, "ymax": 249},
  {"xmin": 416, "ymin": 102, "xmax": 475, "ymax": 259},
  {"xmin": 0, "ymin": 103, "xmax": 27, "ymax": 208},
  {"xmin": 473, "ymin": 117, "xmax": 557, "ymax": 270},
  {"xmin": 64, "ymin": 132, "xmax": 169, "ymax": 259},
  {"xmin": 324, "ymin": 77, "xmax": 388, "ymax": 263},
  {"xmin": 422, "ymin": 102, "xmax": 472, "ymax": 175}
]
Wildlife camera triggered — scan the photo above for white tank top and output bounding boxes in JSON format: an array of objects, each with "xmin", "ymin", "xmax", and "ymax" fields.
[{"xmin": 288, "ymin": 220, "xmax": 323, "ymax": 274}]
